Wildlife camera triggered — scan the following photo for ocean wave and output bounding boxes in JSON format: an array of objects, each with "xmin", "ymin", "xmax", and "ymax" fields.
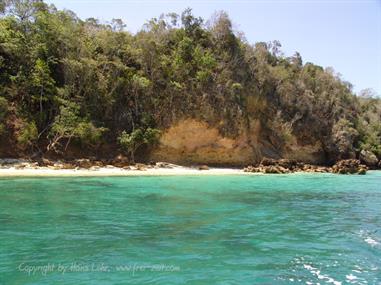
[
  {"xmin": 359, "ymin": 230, "xmax": 380, "ymax": 247},
  {"xmin": 303, "ymin": 264, "xmax": 342, "ymax": 285}
]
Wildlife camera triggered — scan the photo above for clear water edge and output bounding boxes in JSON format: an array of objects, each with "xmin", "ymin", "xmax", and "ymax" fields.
[{"xmin": 0, "ymin": 171, "xmax": 380, "ymax": 284}]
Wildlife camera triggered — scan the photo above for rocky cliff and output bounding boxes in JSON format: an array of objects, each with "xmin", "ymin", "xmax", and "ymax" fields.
[{"xmin": 151, "ymin": 119, "xmax": 327, "ymax": 166}]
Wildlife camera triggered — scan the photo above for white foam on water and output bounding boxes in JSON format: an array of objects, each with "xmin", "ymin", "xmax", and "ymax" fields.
[
  {"xmin": 364, "ymin": 236, "xmax": 379, "ymax": 247},
  {"xmin": 346, "ymin": 274, "xmax": 358, "ymax": 281},
  {"xmin": 354, "ymin": 265, "xmax": 368, "ymax": 273},
  {"xmin": 359, "ymin": 230, "xmax": 380, "ymax": 247},
  {"xmin": 303, "ymin": 264, "xmax": 342, "ymax": 285}
]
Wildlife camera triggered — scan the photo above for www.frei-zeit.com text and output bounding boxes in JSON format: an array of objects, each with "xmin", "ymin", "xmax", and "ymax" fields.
[{"xmin": 18, "ymin": 262, "xmax": 181, "ymax": 276}]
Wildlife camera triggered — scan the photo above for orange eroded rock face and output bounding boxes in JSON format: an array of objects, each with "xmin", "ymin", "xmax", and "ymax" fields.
[
  {"xmin": 151, "ymin": 119, "xmax": 260, "ymax": 166},
  {"xmin": 150, "ymin": 119, "xmax": 327, "ymax": 166}
]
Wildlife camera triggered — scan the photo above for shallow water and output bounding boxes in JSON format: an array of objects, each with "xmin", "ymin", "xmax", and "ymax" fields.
[{"xmin": 0, "ymin": 172, "xmax": 380, "ymax": 284}]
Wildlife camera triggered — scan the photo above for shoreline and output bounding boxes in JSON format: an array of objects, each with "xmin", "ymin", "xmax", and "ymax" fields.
[
  {"xmin": 0, "ymin": 166, "xmax": 250, "ymax": 177},
  {"xmin": 0, "ymin": 167, "xmax": 379, "ymax": 177},
  {"xmin": 0, "ymin": 158, "xmax": 378, "ymax": 177}
]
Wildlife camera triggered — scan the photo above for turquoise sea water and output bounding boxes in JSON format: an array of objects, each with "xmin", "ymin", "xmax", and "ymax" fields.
[{"xmin": 0, "ymin": 172, "xmax": 380, "ymax": 284}]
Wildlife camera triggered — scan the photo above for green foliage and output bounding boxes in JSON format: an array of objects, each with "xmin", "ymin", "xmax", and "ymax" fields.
[
  {"xmin": 356, "ymin": 96, "xmax": 381, "ymax": 157},
  {"xmin": 17, "ymin": 121, "xmax": 38, "ymax": 148},
  {"xmin": 132, "ymin": 74, "xmax": 151, "ymax": 90},
  {"xmin": 75, "ymin": 122, "xmax": 107, "ymax": 147},
  {"xmin": 269, "ymin": 111, "xmax": 295, "ymax": 146},
  {"xmin": 48, "ymin": 102, "xmax": 105, "ymax": 152},
  {"xmin": 0, "ymin": 123, "xmax": 4, "ymax": 136},
  {"xmin": 0, "ymin": 96, "xmax": 8, "ymax": 120},
  {"xmin": 118, "ymin": 129, "xmax": 143, "ymax": 153},
  {"xmin": 0, "ymin": 97, "xmax": 8, "ymax": 137},
  {"xmin": 0, "ymin": 1, "xmax": 379, "ymax": 162},
  {"xmin": 118, "ymin": 128, "xmax": 161, "ymax": 162},
  {"xmin": 332, "ymin": 118, "xmax": 359, "ymax": 158},
  {"xmin": 51, "ymin": 104, "xmax": 80, "ymax": 139},
  {"xmin": 0, "ymin": 2, "xmax": 5, "ymax": 14}
]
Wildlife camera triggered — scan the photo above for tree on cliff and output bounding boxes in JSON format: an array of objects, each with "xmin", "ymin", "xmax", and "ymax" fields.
[
  {"xmin": 118, "ymin": 128, "xmax": 160, "ymax": 162},
  {"xmin": 0, "ymin": 0, "xmax": 379, "ymax": 162}
]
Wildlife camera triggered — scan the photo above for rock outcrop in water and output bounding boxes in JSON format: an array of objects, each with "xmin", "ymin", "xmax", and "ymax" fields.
[
  {"xmin": 0, "ymin": 157, "xmax": 373, "ymax": 175},
  {"xmin": 243, "ymin": 158, "xmax": 327, "ymax": 174},
  {"xmin": 331, "ymin": 159, "xmax": 368, "ymax": 175},
  {"xmin": 243, "ymin": 158, "xmax": 368, "ymax": 174}
]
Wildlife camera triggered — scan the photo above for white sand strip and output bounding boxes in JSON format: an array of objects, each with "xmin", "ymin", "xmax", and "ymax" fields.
[{"xmin": 0, "ymin": 166, "xmax": 250, "ymax": 177}]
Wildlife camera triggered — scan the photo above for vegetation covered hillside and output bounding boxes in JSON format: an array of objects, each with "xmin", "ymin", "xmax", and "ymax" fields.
[{"xmin": 0, "ymin": 0, "xmax": 380, "ymax": 165}]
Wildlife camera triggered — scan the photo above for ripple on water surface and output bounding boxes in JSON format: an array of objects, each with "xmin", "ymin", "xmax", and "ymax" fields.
[{"xmin": 0, "ymin": 172, "xmax": 380, "ymax": 284}]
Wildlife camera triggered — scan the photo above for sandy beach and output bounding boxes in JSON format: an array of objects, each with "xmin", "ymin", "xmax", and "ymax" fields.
[{"xmin": 0, "ymin": 166, "xmax": 249, "ymax": 177}]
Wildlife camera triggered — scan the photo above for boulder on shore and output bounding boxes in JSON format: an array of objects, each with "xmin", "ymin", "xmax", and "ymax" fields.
[
  {"xmin": 243, "ymin": 157, "xmax": 368, "ymax": 174},
  {"xmin": 38, "ymin": 158, "xmax": 54, "ymax": 167},
  {"xmin": 61, "ymin": 163, "xmax": 75, "ymax": 169},
  {"xmin": 278, "ymin": 159, "xmax": 298, "ymax": 169},
  {"xmin": 156, "ymin": 162, "xmax": 175, "ymax": 169},
  {"xmin": 264, "ymin": 165, "xmax": 289, "ymax": 174},
  {"xmin": 198, "ymin": 165, "xmax": 209, "ymax": 170},
  {"xmin": 359, "ymin": 150, "xmax": 379, "ymax": 167},
  {"xmin": 301, "ymin": 164, "xmax": 330, "ymax": 173},
  {"xmin": 111, "ymin": 155, "xmax": 129, "ymax": 168},
  {"xmin": 134, "ymin": 163, "xmax": 147, "ymax": 171},
  {"xmin": 332, "ymin": 159, "xmax": 368, "ymax": 175},
  {"xmin": 244, "ymin": 158, "xmax": 299, "ymax": 174},
  {"xmin": 74, "ymin": 159, "xmax": 92, "ymax": 169}
]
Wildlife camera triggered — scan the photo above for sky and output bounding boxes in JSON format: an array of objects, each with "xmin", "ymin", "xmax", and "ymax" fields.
[{"xmin": 44, "ymin": 0, "xmax": 381, "ymax": 96}]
